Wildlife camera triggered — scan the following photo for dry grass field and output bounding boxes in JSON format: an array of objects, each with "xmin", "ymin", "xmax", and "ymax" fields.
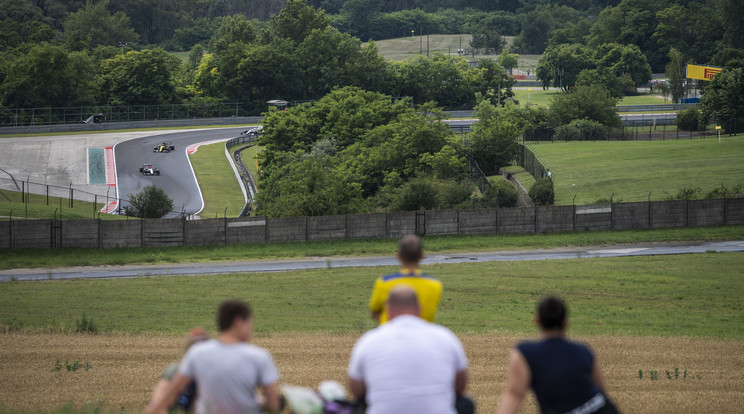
[{"xmin": 1, "ymin": 332, "xmax": 742, "ymax": 413}]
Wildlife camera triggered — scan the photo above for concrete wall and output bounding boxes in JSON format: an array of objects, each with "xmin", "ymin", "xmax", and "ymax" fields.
[{"xmin": 1, "ymin": 199, "xmax": 742, "ymax": 249}]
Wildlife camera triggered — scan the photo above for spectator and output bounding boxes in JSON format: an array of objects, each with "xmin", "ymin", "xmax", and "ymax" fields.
[
  {"xmin": 369, "ymin": 235, "xmax": 442, "ymax": 323},
  {"xmin": 146, "ymin": 300, "xmax": 281, "ymax": 414},
  {"xmin": 149, "ymin": 327, "xmax": 210, "ymax": 412},
  {"xmin": 497, "ymin": 295, "xmax": 618, "ymax": 414},
  {"xmin": 348, "ymin": 284, "xmax": 472, "ymax": 414}
]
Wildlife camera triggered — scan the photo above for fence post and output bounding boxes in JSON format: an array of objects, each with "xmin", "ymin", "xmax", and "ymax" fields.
[
  {"xmin": 534, "ymin": 205, "xmax": 538, "ymax": 233},
  {"xmin": 648, "ymin": 192, "xmax": 653, "ymax": 229},
  {"xmin": 265, "ymin": 217, "xmax": 269, "ymax": 243},
  {"xmin": 224, "ymin": 207, "xmax": 228, "ymax": 245},
  {"xmin": 141, "ymin": 219, "xmax": 145, "ymax": 247},
  {"xmin": 21, "ymin": 181, "xmax": 24, "ymax": 203},
  {"xmin": 182, "ymin": 216, "xmax": 187, "ymax": 246},
  {"xmin": 610, "ymin": 193, "xmax": 614, "ymax": 230},
  {"xmin": 305, "ymin": 215, "xmax": 309, "ymax": 241},
  {"xmin": 723, "ymin": 191, "xmax": 728, "ymax": 226},
  {"xmin": 385, "ymin": 212, "xmax": 389, "ymax": 239},
  {"xmin": 98, "ymin": 218, "xmax": 102, "ymax": 249},
  {"xmin": 8, "ymin": 214, "xmax": 12, "ymax": 249},
  {"xmin": 572, "ymin": 195, "xmax": 576, "ymax": 231},
  {"xmin": 94, "ymin": 195, "xmax": 97, "ymax": 218},
  {"xmin": 686, "ymin": 199, "xmax": 689, "ymax": 227},
  {"xmin": 457, "ymin": 209, "xmax": 461, "ymax": 234},
  {"xmin": 345, "ymin": 214, "xmax": 349, "ymax": 239},
  {"xmin": 46, "ymin": 185, "xmax": 49, "ymax": 205}
]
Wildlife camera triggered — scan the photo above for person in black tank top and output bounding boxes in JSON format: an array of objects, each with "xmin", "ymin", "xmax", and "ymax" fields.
[{"xmin": 497, "ymin": 296, "xmax": 619, "ymax": 414}]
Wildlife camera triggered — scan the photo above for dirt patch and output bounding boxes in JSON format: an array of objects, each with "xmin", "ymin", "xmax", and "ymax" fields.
[{"xmin": 0, "ymin": 333, "xmax": 742, "ymax": 413}]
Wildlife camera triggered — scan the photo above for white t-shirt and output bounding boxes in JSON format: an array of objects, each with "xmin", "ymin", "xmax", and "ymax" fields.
[
  {"xmin": 347, "ymin": 315, "xmax": 468, "ymax": 414},
  {"xmin": 179, "ymin": 339, "xmax": 279, "ymax": 414}
]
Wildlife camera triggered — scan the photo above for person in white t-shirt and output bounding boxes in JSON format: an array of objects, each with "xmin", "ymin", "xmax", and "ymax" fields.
[
  {"xmin": 347, "ymin": 284, "xmax": 472, "ymax": 414},
  {"xmin": 146, "ymin": 300, "xmax": 281, "ymax": 414}
]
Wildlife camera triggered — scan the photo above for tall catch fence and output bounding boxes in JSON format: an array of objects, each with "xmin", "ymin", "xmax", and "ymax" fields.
[
  {"xmin": 517, "ymin": 144, "xmax": 550, "ymax": 180},
  {"xmin": 0, "ymin": 102, "xmax": 245, "ymax": 128},
  {"xmin": 524, "ymin": 121, "xmax": 741, "ymax": 142}
]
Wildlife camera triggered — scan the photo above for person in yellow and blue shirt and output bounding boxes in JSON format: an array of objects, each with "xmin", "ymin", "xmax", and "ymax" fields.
[{"xmin": 369, "ymin": 235, "xmax": 443, "ymax": 324}]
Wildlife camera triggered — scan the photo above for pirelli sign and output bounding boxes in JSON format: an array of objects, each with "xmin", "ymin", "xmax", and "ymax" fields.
[{"xmin": 687, "ymin": 64, "xmax": 723, "ymax": 81}]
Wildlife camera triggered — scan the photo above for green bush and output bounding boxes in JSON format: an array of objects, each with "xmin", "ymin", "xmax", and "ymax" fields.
[
  {"xmin": 393, "ymin": 177, "xmax": 440, "ymax": 211},
  {"xmin": 553, "ymin": 119, "xmax": 609, "ymax": 141},
  {"xmin": 74, "ymin": 313, "xmax": 98, "ymax": 334},
  {"xmin": 124, "ymin": 185, "xmax": 174, "ymax": 218},
  {"xmin": 529, "ymin": 177, "xmax": 555, "ymax": 205},
  {"xmin": 677, "ymin": 106, "xmax": 703, "ymax": 131},
  {"xmin": 439, "ymin": 180, "xmax": 475, "ymax": 208},
  {"xmin": 487, "ymin": 178, "xmax": 519, "ymax": 207}
]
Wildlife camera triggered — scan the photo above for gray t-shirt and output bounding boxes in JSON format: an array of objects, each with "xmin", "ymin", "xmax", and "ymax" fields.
[{"xmin": 178, "ymin": 339, "xmax": 279, "ymax": 414}]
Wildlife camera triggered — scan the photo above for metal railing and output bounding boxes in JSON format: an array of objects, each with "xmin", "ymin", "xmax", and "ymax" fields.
[{"xmin": 0, "ymin": 102, "xmax": 245, "ymax": 128}]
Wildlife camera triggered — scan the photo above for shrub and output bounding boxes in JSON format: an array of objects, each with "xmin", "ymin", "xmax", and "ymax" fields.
[
  {"xmin": 554, "ymin": 119, "xmax": 609, "ymax": 141},
  {"xmin": 677, "ymin": 106, "xmax": 703, "ymax": 131},
  {"xmin": 125, "ymin": 185, "xmax": 174, "ymax": 218},
  {"xmin": 486, "ymin": 178, "xmax": 519, "ymax": 208},
  {"xmin": 439, "ymin": 180, "xmax": 475, "ymax": 208},
  {"xmin": 75, "ymin": 313, "xmax": 98, "ymax": 334},
  {"xmin": 529, "ymin": 177, "xmax": 555, "ymax": 205},
  {"xmin": 393, "ymin": 177, "xmax": 440, "ymax": 211}
]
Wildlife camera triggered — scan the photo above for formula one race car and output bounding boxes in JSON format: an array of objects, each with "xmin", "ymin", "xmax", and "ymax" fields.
[
  {"xmin": 139, "ymin": 163, "xmax": 160, "ymax": 176},
  {"xmin": 153, "ymin": 141, "xmax": 175, "ymax": 153},
  {"xmin": 240, "ymin": 126, "xmax": 263, "ymax": 138}
]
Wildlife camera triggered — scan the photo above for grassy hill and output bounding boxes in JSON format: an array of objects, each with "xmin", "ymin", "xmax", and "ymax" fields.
[{"xmin": 528, "ymin": 136, "xmax": 744, "ymax": 205}]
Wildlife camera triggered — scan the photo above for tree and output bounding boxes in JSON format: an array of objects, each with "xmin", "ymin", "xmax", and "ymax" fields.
[
  {"xmin": 470, "ymin": 29, "xmax": 503, "ymax": 55},
  {"xmin": 99, "ymin": 49, "xmax": 180, "ymax": 105},
  {"xmin": 700, "ymin": 67, "xmax": 744, "ymax": 134},
  {"xmin": 720, "ymin": 0, "xmax": 744, "ymax": 49},
  {"xmin": 467, "ymin": 98, "xmax": 520, "ymax": 175},
  {"xmin": 269, "ymin": 0, "xmax": 330, "ymax": 44},
  {"xmin": 0, "ymin": 44, "xmax": 96, "ymax": 108},
  {"xmin": 665, "ymin": 48, "xmax": 687, "ymax": 104},
  {"xmin": 593, "ymin": 43, "xmax": 651, "ymax": 88},
  {"xmin": 208, "ymin": 14, "xmax": 256, "ymax": 52},
  {"xmin": 497, "ymin": 49, "xmax": 519, "ymax": 75},
  {"xmin": 536, "ymin": 43, "xmax": 594, "ymax": 91},
  {"xmin": 125, "ymin": 185, "xmax": 174, "ymax": 218},
  {"xmin": 549, "ymin": 85, "xmax": 621, "ymax": 127},
  {"xmin": 63, "ymin": 0, "xmax": 139, "ymax": 51},
  {"xmin": 576, "ymin": 67, "xmax": 632, "ymax": 98}
]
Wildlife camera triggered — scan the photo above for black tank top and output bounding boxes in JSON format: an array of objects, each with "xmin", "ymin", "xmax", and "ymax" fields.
[{"xmin": 517, "ymin": 337, "xmax": 600, "ymax": 414}]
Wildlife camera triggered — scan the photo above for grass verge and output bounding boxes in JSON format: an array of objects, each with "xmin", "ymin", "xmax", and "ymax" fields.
[
  {"xmin": 1, "ymin": 252, "xmax": 742, "ymax": 338},
  {"xmin": 512, "ymin": 88, "xmax": 666, "ymax": 108},
  {"xmin": 188, "ymin": 142, "xmax": 246, "ymax": 218},
  {"xmin": 528, "ymin": 136, "xmax": 744, "ymax": 204},
  {"xmin": 0, "ymin": 190, "xmax": 123, "ymax": 221},
  {"xmin": 0, "ymin": 225, "xmax": 742, "ymax": 270}
]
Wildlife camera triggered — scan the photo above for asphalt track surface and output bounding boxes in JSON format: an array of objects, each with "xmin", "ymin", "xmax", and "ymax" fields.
[
  {"xmin": 1, "ymin": 240, "xmax": 741, "ymax": 282},
  {"xmin": 115, "ymin": 127, "xmax": 246, "ymax": 217}
]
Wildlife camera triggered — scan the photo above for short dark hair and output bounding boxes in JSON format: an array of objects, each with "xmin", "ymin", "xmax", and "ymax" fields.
[
  {"xmin": 538, "ymin": 295, "xmax": 567, "ymax": 331},
  {"xmin": 217, "ymin": 300, "xmax": 252, "ymax": 332},
  {"xmin": 398, "ymin": 235, "xmax": 423, "ymax": 264}
]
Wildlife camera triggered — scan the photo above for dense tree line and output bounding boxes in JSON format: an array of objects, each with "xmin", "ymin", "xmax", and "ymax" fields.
[
  {"xmin": 1, "ymin": 0, "xmax": 518, "ymax": 112},
  {"xmin": 254, "ymin": 86, "xmax": 522, "ymax": 217}
]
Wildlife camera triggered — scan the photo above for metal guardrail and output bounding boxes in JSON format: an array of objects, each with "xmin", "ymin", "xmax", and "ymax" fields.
[
  {"xmin": 226, "ymin": 133, "xmax": 259, "ymax": 217},
  {"xmin": 616, "ymin": 104, "xmax": 693, "ymax": 112}
]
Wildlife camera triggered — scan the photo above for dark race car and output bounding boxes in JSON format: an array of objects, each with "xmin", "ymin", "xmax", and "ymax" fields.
[
  {"xmin": 153, "ymin": 141, "xmax": 175, "ymax": 153},
  {"xmin": 139, "ymin": 163, "xmax": 161, "ymax": 176}
]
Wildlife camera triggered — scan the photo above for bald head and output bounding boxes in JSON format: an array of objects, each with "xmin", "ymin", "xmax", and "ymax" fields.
[
  {"xmin": 385, "ymin": 284, "xmax": 421, "ymax": 320},
  {"xmin": 397, "ymin": 235, "xmax": 423, "ymax": 266}
]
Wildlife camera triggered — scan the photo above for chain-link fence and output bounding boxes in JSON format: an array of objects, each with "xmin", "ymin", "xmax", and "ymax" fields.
[
  {"xmin": 0, "ymin": 177, "xmax": 118, "ymax": 219},
  {"xmin": 517, "ymin": 144, "xmax": 549, "ymax": 180},
  {"xmin": 524, "ymin": 120, "xmax": 741, "ymax": 142},
  {"xmin": 0, "ymin": 102, "xmax": 245, "ymax": 128}
]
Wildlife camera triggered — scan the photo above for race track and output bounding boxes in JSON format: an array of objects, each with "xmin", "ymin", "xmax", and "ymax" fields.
[{"xmin": 114, "ymin": 127, "xmax": 247, "ymax": 217}]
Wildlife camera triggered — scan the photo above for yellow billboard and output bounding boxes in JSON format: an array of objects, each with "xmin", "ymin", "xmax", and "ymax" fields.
[{"xmin": 687, "ymin": 64, "xmax": 722, "ymax": 81}]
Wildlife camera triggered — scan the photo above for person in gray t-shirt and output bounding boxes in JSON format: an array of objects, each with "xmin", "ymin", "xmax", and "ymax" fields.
[{"xmin": 146, "ymin": 300, "xmax": 281, "ymax": 414}]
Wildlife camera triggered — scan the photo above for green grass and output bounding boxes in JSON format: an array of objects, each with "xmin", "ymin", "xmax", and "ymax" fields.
[
  {"xmin": 0, "ymin": 225, "xmax": 742, "ymax": 270},
  {"xmin": 500, "ymin": 165, "xmax": 536, "ymax": 191},
  {"xmin": 370, "ymin": 34, "xmax": 543, "ymax": 67},
  {"xmin": 0, "ymin": 190, "xmax": 123, "ymax": 221},
  {"xmin": 189, "ymin": 142, "xmax": 246, "ymax": 218},
  {"xmin": 237, "ymin": 144, "xmax": 264, "ymax": 177},
  {"xmin": 1, "ymin": 252, "xmax": 742, "ymax": 338},
  {"xmin": 528, "ymin": 136, "xmax": 744, "ymax": 204},
  {"xmin": 512, "ymin": 88, "xmax": 666, "ymax": 108}
]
